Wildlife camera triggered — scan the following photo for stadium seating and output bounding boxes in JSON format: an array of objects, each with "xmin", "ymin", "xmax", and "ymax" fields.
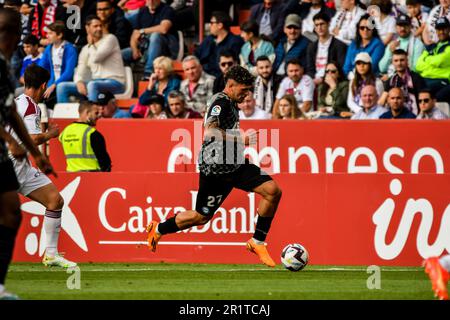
[
  {"xmin": 114, "ymin": 66, "xmax": 134, "ymax": 100},
  {"xmin": 230, "ymin": 26, "xmax": 241, "ymax": 36},
  {"xmin": 52, "ymin": 103, "xmax": 79, "ymax": 119},
  {"xmin": 436, "ymin": 102, "xmax": 450, "ymax": 117}
]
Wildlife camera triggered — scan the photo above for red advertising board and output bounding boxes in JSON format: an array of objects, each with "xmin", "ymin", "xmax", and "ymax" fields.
[{"xmin": 14, "ymin": 120, "xmax": 450, "ymax": 266}]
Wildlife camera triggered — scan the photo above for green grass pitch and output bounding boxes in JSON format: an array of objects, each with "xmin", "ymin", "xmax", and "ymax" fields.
[{"xmin": 6, "ymin": 263, "xmax": 439, "ymax": 300}]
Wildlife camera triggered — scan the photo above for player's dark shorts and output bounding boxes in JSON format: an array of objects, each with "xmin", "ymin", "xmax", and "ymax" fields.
[
  {"xmin": 0, "ymin": 160, "xmax": 20, "ymax": 194},
  {"xmin": 195, "ymin": 160, "xmax": 273, "ymax": 216}
]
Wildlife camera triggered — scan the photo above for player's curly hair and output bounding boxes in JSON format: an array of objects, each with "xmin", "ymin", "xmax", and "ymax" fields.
[{"xmin": 224, "ymin": 65, "xmax": 255, "ymax": 86}]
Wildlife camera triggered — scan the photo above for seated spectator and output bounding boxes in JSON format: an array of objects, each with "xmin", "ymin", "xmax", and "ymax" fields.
[
  {"xmin": 167, "ymin": 90, "xmax": 203, "ymax": 119},
  {"xmin": 347, "ymin": 52, "xmax": 384, "ymax": 113},
  {"xmin": 180, "ymin": 55, "xmax": 215, "ymax": 115},
  {"xmin": 249, "ymin": 0, "xmax": 285, "ymax": 42},
  {"xmin": 19, "ymin": 35, "xmax": 41, "ymax": 85},
  {"xmin": 343, "ymin": 14, "xmax": 385, "ymax": 77},
  {"xmin": 213, "ymin": 50, "xmax": 238, "ymax": 94},
  {"xmin": 57, "ymin": 16, "xmax": 126, "ymax": 103},
  {"xmin": 378, "ymin": 14, "xmax": 425, "ymax": 76},
  {"xmin": 277, "ymin": 94, "xmax": 309, "ymax": 120},
  {"xmin": 416, "ymin": 89, "xmax": 449, "ymax": 119},
  {"xmin": 194, "ymin": 11, "xmax": 244, "ymax": 78},
  {"xmin": 94, "ymin": 91, "xmax": 132, "ymax": 119},
  {"xmin": 238, "ymin": 92, "xmax": 272, "ymax": 120},
  {"xmin": 274, "ymin": 59, "xmax": 314, "ymax": 116},
  {"xmin": 370, "ymin": 0, "xmax": 396, "ymax": 45},
  {"xmin": 306, "ymin": 12, "xmax": 348, "ymax": 85},
  {"xmin": 253, "ymin": 55, "xmax": 282, "ymax": 114},
  {"xmin": 59, "ymin": 100, "xmax": 112, "ymax": 172},
  {"xmin": 317, "ymin": 61, "xmax": 351, "ymax": 119},
  {"xmin": 351, "ymin": 84, "xmax": 387, "ymax": 119},
  {"xmin": 117, "ymin": 0, "xmax": 146, "ymax": 20},
  {"xmin": 39, "ymin": 21, "xmax": 78, "ymax": 110},
  {"xmin": 145, "ymin": 93, "xmax": 168, "ymax": 119},
  {"xmin": 122, "ymin": 0, "xmax": 179, "ymax": 79},
  {"xmin": 139, "ymin": 56, "xmax": 181, "ymax": 106},
  {"xmin": 27, "ymin": 0, "xmax": 67, "ymax": 48},
  {"xmin": 96, "ymin": 0, "xmax": 132, "ymax": 49},
  {"xmin": 239, "ymin": 20, "xmax": 275, "ymax": 76},
  {"xmin": 423, "ymin": 0, "xmax": 450, "ymax": 45},
  {"xmin": 274, "ymin": 14, "xmax": 311, "ymax": 76},
  {"xmin": 415, "ymin": 17, "xmax": 450, "ymax": 104},
  {"xmin": 329, "ymin": 0, "xmax": 365, "ymax": 45},
  {"xmin": 379, "ymin": 87, "xmax": 416, "ymax": 119},
  {"xmin": 378, "ymin": 49, "xmax": 425, "ymax": 114},
  {"xmin": 170, "ymin": 0, "xmax": 196, "ymax": 31},
  {"xmin": 60, "ymin": 0, "xmax": 97, "ymax": 51},
  {"xmin": 406, "ymin": 0, "xmax": 428, "ymax": 39}
]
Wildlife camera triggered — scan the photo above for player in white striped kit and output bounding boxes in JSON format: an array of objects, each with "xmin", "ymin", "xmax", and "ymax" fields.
[{"xmin": 6, "ymin": 64, "xmax": 76, "ymax": 268}]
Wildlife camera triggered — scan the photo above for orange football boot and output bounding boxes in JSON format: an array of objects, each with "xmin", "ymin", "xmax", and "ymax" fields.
[
  {"xmin": 146, "ymin": 221, "xmax": 161, "ymax": 252},
  {"xmin": 424, "ymin": 257, "xmax": 449, "ymax": 300},
  {"xmin": 246, "ymin": 238, "xmax": 276, "ymax": 267}
]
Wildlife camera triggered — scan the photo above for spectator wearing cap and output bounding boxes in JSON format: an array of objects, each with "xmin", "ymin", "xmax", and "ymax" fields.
[
  {"xmin": 416, "ymin": 17, "xmax": 450, "ymax": 104},
  {"xmin": 145, "ymin": 93, "xmax": 168, "ymax": 119},
  {"xmin": 379, "ymin": 87, "xmax": 416, "ymax": 119},
  {"xmin": 194, "ymin": 11, "xmax": 244, "ymax": 78},
  {"xmin": 378, "ymin": 49, "xmax": 425, "ymax": 114},
  {"xmin": 273, "ymin": 58, "xmax": 314, "ymax": 116},
  {"xmin": 57, "ymin": 16, "xmax": 126, "ymax": 103},
  {"xmin": 122, "ymin": 0, "xmax": 179, "ymax": 79},
  {"xmin": 239, "ymin": 20, "xmax": 275, "ymax": 76},
  {"xmin": 343, "ymin": 14, "xmax": 385, "ymax": 76},
  {"xmin": 378, "ymin": 14, "xmax": 425, "ymax": 76},
  {"xmin": 329, "ymin": 0, "xmax": 365, "ymax": 45},
  {"xmin": 305, "ymin": 12, "xmax": 348, "ymax": 85},
  {"xmin": 423, "ymin": 0, "xmax": 450, "ymax": 45},
  {"xmin": 416, "ymin": 89, "xmax": 449, "ymax": 119},
  {"xmin": 180, "ymin": 55, "xmax": 215, "ymax": 115},
  {"xmin": 238, "ymin": 91, "xmax": 272, "ymax": 120},
  {"xmin": 94, "ymin": 91, "xmax": 132, "ymax": 119},
  {"xmin": 39, "ymin": 21, "xmax": 78, "ymax": 110},
  {"xmin": 273, "ymin": 14, "xmax": 311, "ymax": 76},
  {"xmin": 249, "ymin": 0, "xmax": 285, "ymax": 42},
  {"xmin": 351, "ymin": 85, "xmax": 387, "ymax": 119},
  {"xmin": 167, "ymin": 90, "xmax": 202, "ymax": 119},
  {"xmin": 347, "ymin": 52, "xmax": 384, "ymax": 113}
]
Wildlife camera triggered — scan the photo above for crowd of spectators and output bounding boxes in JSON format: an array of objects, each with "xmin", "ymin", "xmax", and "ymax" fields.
[{"xmin": 1, "ymin": 0, "xmax": 449, "ymax": 120}]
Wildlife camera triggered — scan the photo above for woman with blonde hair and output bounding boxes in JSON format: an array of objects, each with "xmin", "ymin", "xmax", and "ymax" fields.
[{"xmin": 278, "ymin": 94, "xmax": 308, "ymax": 120}]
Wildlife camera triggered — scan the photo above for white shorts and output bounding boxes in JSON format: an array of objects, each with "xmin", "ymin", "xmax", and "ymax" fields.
[{"xmin": 12, "ymin": 158, "xmax": 52, "ymax": 196}]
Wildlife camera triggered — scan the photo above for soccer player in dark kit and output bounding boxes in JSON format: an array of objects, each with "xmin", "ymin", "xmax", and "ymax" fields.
[{"xmin": 146, "ymin": 66, "xmax": 282, "ymax": 267}]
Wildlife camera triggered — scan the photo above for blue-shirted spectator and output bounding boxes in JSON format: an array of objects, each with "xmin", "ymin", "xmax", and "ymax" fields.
[{"xmin": 19, "ymin": 34, "xmax": 41, "ymax": 85}]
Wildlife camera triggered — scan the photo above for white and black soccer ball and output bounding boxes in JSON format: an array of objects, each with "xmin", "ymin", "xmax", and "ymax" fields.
[{"xmin": 281, "ymin": 243, "xmax": 309, "ymax": 271}]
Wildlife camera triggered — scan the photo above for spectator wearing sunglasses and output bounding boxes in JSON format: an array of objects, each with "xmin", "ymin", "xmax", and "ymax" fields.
[
  {"xmin": 416, "ymin": 89, "xmax": 449, "ymax": 119},
  {"xmin": 317, "ymin": 61, "xmax": 351, "ymax": 118},
  {"xmin": 213, "ymin": 50, "xmax": 238, "ymax": 94},
  {"xmin": 273, "ymin": 14, "xmax": 311, "ymax": 76},
  {"xmin": 343, "ymin": 14, "xmax": 385, "ymax": 77}
]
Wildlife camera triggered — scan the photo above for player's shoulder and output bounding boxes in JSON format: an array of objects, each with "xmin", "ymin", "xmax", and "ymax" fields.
[
  {"xmin": 15, "ymin": 94, "xmax": 38, "ymax": 118},
  {"xmin": 207, "ymin": 92, "xmax": 232, "ymax": 114}
]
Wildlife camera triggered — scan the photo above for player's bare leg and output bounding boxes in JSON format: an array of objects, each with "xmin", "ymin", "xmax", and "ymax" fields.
[
  {"xmin": 246, "ymin": 180, "xmax": 282, "ymax": 267},
  {"xmin": 27, "ymin": 184, "xmax": 76, "ymax": 268}
]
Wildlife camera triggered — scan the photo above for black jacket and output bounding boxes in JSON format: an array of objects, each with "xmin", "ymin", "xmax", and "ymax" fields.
[{"xmin": 305, "ymin": 36, "xmax": 348, "ymax": 79}]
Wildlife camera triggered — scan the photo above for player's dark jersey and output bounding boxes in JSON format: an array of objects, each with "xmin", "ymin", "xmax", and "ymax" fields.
[
  {"xmin": 0, "ymin": 53, "xmax": 15, "ymax": 164},
  {"xmin": 199, "ymin": 92, "xmax": 245, "ymax": 176}
]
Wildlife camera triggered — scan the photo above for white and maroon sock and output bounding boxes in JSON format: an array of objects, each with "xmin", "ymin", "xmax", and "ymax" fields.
[
  {"xmin": 439, "ymin": 255, "xmax": 450, "ymax": 273},
  {"xmin": 43, "ymin": 209, "xmax": 62, "ymax": 257}
]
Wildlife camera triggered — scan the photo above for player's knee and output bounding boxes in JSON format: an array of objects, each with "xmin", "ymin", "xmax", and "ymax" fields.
[
  {"xmin": 195, "ymin": 213, "xmax": 212, "ymax": 226},
  {"xmin": 47, "ymin": 193, "xmax": 64, "ymax": 211},
  {"xmin": 264, "ymin": 181, "xmax": 282, "ymax": 203}
]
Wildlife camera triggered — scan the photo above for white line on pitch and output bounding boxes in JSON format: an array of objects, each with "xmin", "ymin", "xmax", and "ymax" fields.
[{"xmin": 98, "ymin": 241, "xmax": 248, "ymax": 246}]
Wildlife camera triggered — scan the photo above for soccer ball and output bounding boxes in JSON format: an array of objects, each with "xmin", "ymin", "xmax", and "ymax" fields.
[{"xmin": 281, "ymin": 243, "xmax": 309, "ymax": 271}]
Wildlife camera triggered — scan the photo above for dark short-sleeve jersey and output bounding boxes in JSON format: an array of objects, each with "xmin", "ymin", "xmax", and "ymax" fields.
[
  {"xmin": 0, "ymin": 55, "xmax": 15, "ymax": 163},
  {"xmin": 199, "ymin": 92, "xmax": 244, "ymax": 176}
]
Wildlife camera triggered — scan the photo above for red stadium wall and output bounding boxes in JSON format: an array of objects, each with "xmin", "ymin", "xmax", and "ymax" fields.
[{"xmin": 13, "ymin": 120, "xmax": 450, "ymax": 266}]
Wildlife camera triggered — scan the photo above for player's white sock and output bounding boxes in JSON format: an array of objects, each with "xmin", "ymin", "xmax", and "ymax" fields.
[
  {"xmin": 44, "ymin": 209, "xmax": 62, "ymax": 257},
  {"xmin": 252, "ymin": 238, "xmax": 265, "ymax": 245},
  {"xmin": 155, "ymin": 224, "xmax": 162, "ymax": 236},
  {"xmin": 439, "ymin": 255, "xmax": 450, "ymax": 272}
]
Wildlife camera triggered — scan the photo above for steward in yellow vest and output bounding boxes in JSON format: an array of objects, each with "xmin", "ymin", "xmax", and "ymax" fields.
[{"xmin": 59, "ymin": 101, "xmax": 111, "ymax": 172}]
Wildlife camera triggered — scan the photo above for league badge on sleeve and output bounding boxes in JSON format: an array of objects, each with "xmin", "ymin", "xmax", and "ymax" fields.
[{"xmin": 211, "ymin": 105, "xmax": 222, "ymax": 116}]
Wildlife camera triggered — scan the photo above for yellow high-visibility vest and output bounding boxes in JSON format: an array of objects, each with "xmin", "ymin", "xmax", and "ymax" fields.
[{"xmin": 59, "ymin": 122, "xmax": 100, "ymax": 172}]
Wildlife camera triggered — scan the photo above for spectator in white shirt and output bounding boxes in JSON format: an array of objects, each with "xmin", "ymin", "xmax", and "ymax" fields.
[
  {"xmin": 370, "ymin": 0, "xmax": 397, "ymax": 45},
  {"xmin": 57, "ymin": 15, "xmax": 125, "ymax": 103},
  {"xmin": 238, "ymin": 92, "xmax": 272, "ymax": 120},
  {"xmin": 416, "ymin": 89, "xmax": 449, "ymax": 119},
  {"xmin": 274, "ymin": 59, "xmax": 314, "ymax": 117},
  {"xmin": 351, "ymin": 84, "xmax": 387, "ymax": 119},
  {"xmin": 330, "ymin": 0, "xmax": 366, "ymax": 45}
]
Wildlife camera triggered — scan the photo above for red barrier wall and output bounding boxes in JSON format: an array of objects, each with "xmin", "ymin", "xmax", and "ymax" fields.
[{"xmin": 14, "ymin": 120, "xmax": 450, "ymax": 266}]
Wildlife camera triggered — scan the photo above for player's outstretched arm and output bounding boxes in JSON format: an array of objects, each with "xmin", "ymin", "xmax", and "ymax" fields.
[{"xmin": 30, "ymin": 123, "xmax": 60, "ymax": 146}]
